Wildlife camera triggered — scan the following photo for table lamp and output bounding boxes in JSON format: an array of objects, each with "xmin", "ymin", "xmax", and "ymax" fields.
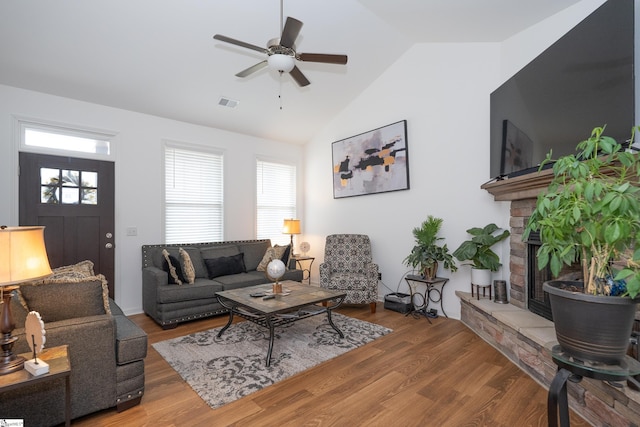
[
  {"xmin": 0, "ymin": 226, "xmax": 52, "ymax": 375},
  {"xmin": 282, "ymin": 219, "xmax": 301, "ymax": 254}
]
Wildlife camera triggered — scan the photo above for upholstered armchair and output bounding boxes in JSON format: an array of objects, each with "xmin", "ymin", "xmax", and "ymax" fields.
[{"xmin": 319, "ymin": 234, "xmax": 379, "ymax": 313}]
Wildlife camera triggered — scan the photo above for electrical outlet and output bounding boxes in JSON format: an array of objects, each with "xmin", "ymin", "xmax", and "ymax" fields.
[{"xmin": 378, "ymin": 272, "xmax": 382, "ymax": 280}]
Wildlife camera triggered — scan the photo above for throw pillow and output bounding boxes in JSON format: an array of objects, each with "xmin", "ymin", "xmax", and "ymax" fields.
[
  {"xmin": 256, "ymin": 246, "xmax": 288, "ymax": 272},
  {"xmin": 18, "ymin": 275, "xmax": 111, "ymax": 322},
  {"xmin": 204, "ymin": 253, "xmax": 246, "ymax": 279},
  {"xmin": 278, "ymin": 244, "xmax": 292, "ymax": 268},
  {"xmin": 161, "ymin": 249, "xmax": 185, "ymax": 285},
  {"xmin": 179, "ymin": 247, "xmax": 196, "ymax": 284}
]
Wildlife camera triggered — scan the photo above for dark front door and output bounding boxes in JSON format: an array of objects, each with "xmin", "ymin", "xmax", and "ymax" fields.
[{"xmin": 19, "ymin": 152, "xmax": 115, "ymax": 298}]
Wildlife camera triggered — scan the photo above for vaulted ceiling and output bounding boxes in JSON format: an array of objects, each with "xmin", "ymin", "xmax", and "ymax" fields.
[{"xmin": 0, "ymin": 0, "xmax": 582, "ymax": 144}]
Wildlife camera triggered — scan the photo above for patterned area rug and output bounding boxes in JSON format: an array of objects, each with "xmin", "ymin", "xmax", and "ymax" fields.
[{"xmin": 153, "ymin": 312, "xmax": 392, "ymax": 409}]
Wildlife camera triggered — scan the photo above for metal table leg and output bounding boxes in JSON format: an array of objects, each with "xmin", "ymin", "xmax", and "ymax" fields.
[{"xmin": 548, "ymin": 368, "xmax": 573, "ymax": 427}]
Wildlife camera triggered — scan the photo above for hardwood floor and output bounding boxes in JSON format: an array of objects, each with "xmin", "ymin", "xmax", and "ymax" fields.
[{"xmin": 74, "ymin": 304, "xmax": 589, "ymax": 427}]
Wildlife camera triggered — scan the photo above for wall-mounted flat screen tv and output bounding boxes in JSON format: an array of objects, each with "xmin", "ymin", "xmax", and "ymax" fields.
[{"xmin": 490, "ymin": 0, "xmax": 635, "ymax": 179}]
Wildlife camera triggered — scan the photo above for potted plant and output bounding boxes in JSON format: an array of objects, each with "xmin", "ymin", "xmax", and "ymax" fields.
[
  {"xmin": 403, "ymin": 215, "xmax": 457, "ymax": 279},
  {"xmin": 452, "ymin": 223, "xmax": 510, "ymax": 287},
  {"xmin": 524, "ymin": 125, "xmax": 640, "ymax": 364}
]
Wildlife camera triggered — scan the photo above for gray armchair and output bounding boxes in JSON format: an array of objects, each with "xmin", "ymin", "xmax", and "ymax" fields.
[{"xmin": 319, "ymin": 234, "xmax": 379, "ymax": 313}]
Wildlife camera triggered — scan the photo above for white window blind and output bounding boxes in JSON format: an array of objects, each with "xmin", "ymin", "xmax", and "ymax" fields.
[
  {"xmin": 165, "ymin": 145, "xmax": 224, "ymax": 243},
  {"xmin": 256, "ymin": 159, "xmax": 297, "ymax": 246}
]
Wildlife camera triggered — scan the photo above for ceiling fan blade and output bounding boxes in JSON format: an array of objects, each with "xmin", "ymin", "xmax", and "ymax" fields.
[
  {"xmin": 236, "ymin": 60, "xmax": 268, "ymax": 78},
  {"xmin": 298, "ymin": 53, "xmax": 348, "ymax": 65},
  {"xmin": 280, "ymin": 17, "xmax": 303, "ymax": 48},
  {"xmin": 213, "ymin": 34, "xmax": 268, "ymax": 54},
  {"xmin": 289, "ymin": 66, "xmax": 310, "ymax": 87}
]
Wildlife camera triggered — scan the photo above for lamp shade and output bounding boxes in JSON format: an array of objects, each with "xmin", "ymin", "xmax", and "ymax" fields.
[
  {"xmin": 282, "ymin": 219, "xmax": 301, "ymax": 235},
  {"xmin": 0, "ymin": 226, "xmax": 52, "ymax": 286},
  {"xmin": 268, "ymin": 53, "xmax": 295, "ymax": 73}
]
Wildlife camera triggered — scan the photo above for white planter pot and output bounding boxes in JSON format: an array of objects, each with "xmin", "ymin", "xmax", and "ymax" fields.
[{"xmin": 471, "ymin": 268, "xmax": 491, "ymax": 286}]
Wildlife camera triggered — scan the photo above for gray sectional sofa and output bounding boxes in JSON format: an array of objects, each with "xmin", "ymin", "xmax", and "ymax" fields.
[
  {"xmin": 0, "ymin": 265, "xmax": 147, "ymax": 426},
  {"xmin": 142, "ymin": 239, "xmax": 303, "ymax": 328}
]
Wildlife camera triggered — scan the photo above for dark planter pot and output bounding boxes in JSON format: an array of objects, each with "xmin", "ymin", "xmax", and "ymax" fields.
[{"xmin": 544, "ymin": 280, "xmax": 638, "ymax": 364}]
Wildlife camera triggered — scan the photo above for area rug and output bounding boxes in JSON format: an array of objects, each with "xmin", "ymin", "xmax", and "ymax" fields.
[{"xmin": 152, "ymin": 313, "xmax": 392, "ymax": 409}]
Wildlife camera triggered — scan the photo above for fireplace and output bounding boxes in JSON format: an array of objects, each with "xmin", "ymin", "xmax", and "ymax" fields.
[{"xmin": 525, "ymin": 231, "xmax": 552, "ymax": 320}]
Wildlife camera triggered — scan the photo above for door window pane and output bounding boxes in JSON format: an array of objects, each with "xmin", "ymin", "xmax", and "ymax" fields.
[
  {"xmin": 41, "ymin": 186, "xmax": 59, "ymax": 204},
  {"xmin": 61, "ymin": 170, "xmax": 80, "ymax": 186},
  {"xmin": 40, "ymin": 168, "xmax": 59, "ymax": 185},
  {"xmin": 40, "ymin": 168, "xmax": 99, "ymax": 205}
]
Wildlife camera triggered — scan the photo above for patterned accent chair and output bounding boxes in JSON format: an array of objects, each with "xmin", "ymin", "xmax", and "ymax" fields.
[{"xmin": 319, "ymin": 234, "xmax": 379, "ymax": 313}]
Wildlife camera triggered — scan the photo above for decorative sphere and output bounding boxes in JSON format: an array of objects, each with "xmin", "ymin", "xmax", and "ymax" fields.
[{"xmin": 267, "ymin": 259, "xmax": 286, "ymax": 280}]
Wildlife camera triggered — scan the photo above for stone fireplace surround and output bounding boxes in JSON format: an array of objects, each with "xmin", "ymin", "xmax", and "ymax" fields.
[{"xmin": 456, "ymin": 170, "xmax": 640, "ymax": 426}]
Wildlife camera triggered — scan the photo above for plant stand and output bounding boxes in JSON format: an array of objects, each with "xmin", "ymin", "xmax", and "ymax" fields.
[
  {"xmin": 548, "ymin": 345, "xmax": 640, "ymax": 427},
  {"xmin": 471, "ymin": 283, "xmax": 492, "ymax": 300}
]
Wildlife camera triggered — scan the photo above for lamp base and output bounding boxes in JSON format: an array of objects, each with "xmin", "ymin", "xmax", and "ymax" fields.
[
  {"xmin": 1, "ymin": 285, "xmax": 24, "ymax": 375},
  {"xmin": 0, "ymin": 353, "xmax": 25, "ymax": 375}
]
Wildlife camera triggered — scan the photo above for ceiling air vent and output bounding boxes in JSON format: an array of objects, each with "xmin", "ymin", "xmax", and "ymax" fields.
[{"xmin": 218, "ymin": 97, "xmax": 239, "ymax": 108}]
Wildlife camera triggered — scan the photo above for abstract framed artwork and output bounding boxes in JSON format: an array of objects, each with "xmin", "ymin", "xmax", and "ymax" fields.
[{"xmin": 332, "ymin": 120, "xmax": 409, "ymax": 199}]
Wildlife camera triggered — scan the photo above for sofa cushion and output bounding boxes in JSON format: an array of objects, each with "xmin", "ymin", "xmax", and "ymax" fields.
[
  {"xmin": 215, "ymin": 271, "xmax": 269, "ymax": 290},
  {"xmin": 161, "ymin": 250, "xmax": 186, "ymax": 285},
  {"xmin": 236, "ymin": 240, "xmax": 271, "ymax": 271},
  {"xmin": 19, "ymin": 277, "xmax": 110, "ymax": 322},
  {"xmin": 156, "ymin": 278, "xmax": 223, "ymax": 304},
  {"xmin": 204, "ymin": 253, "xmax": 246, "ymax": 279},
  {"xmin": 200, "ymin": 244, "xmax": 240, "ymax": 260}
]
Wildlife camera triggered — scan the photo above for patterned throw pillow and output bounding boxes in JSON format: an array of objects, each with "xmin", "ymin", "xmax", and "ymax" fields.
[
  {"xmin": 256, "ymin": 246, "xmax": 288, "ymax": 272},
  {"xmin": 179, "ymin": 247, "xmax": 196, "ymax": 284},
  {"xmin": 162, "ymin": 249, "xmax": 185, "ymax": 285}
]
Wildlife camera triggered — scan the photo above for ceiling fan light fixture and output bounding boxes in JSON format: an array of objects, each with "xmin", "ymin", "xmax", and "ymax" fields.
[{"xmin": 268, "ymin": 54, "xmax": 295, "ymax": 73}]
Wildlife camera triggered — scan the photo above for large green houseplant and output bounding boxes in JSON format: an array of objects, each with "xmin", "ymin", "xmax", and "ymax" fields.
[
  {"xmin": 403, "ymin": 215, "xmax": 457, "ymax": 279},
  {"xmin": 452, "ymin": 223, "xmax": 510, "ymax": 286},
  {"xmin": 524, "ymin": 125, "xmax": 640, "ymax": 363}
]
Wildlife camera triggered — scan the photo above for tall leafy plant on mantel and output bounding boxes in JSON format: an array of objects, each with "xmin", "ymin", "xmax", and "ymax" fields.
[{"xmin": 524, "ymin": 125, "xmax": 640, "ymax": 298}]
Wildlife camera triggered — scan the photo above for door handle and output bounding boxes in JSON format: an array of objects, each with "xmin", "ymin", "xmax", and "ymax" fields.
[{"xmin": 105, "ymin": 243, "xmax": 114, "ymax": 249}]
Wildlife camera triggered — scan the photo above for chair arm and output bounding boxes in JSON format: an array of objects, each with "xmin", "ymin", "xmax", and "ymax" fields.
[
  {"xmin": 366, "ymin": 263, "xmax": 379, "ymax": 280},
  {"xmin": 319, "ymin": 262, "xmax": 331, "ymax": 286},
  {"xmin": 142, "ymin": 266, "xmax": 167, "ymax": 315}
]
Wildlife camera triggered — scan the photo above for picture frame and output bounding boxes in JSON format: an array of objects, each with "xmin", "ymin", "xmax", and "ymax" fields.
[{"xmin": 332, "ymin": 120, "xmax": 409, "ymax": 199}]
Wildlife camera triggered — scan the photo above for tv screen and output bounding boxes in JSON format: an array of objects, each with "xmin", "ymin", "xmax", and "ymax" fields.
[{"xmin": 490, "ymin": 0, "xmax": 635, "ymax": 179}]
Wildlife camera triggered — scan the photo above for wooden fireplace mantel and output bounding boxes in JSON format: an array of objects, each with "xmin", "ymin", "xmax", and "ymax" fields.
[{"xmin": 481, "ymin": 167, "xmax": 555, "ymax": 201}]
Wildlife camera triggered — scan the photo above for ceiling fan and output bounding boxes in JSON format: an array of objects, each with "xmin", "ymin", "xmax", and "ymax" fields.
[{"xmin": 213, "ymin": 1, "xmax": 348, "ymax": 87}]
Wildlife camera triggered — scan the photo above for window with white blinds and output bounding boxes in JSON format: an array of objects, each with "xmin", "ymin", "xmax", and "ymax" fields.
[
  {"xmin": 256, "ymin": 159, "xmax": 297, "ymax": 246},
  {"xmin": 164, "ymin": 144, "xmax": 224, "ymax": 243}
]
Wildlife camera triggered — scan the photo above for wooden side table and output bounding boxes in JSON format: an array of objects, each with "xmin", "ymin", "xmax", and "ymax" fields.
[
  {"xmin": 0, "ymin": 345, "xmax": 71, "ymax": 426},
  {"xmin": 291, "ymin": 255, "xmax": 315, "ymax": 284}
]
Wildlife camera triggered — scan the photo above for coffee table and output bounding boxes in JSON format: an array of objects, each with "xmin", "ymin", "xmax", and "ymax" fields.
[{"xmin": 215, "ymin": 281, "xmax": 347, "ymax": 366}]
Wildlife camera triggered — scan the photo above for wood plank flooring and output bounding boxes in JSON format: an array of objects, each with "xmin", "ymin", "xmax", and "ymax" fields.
[{"xmin": 74, "ymin": 304, "xmax": 589, "ymax": 426}]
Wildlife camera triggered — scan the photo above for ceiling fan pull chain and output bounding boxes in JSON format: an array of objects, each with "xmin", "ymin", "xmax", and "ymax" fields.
[{"xmin": 278, "ymin": 70, "xmax": 283, "ymax": 110}]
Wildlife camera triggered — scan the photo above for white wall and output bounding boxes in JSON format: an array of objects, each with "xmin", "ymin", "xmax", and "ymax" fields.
[
  {"xmin": 0, "ymin": 84, "xmax": 303, "ymax": 314},
  {"xmin": 303, "ymin": 0, "xmax": 610, "ymax": 320}
]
